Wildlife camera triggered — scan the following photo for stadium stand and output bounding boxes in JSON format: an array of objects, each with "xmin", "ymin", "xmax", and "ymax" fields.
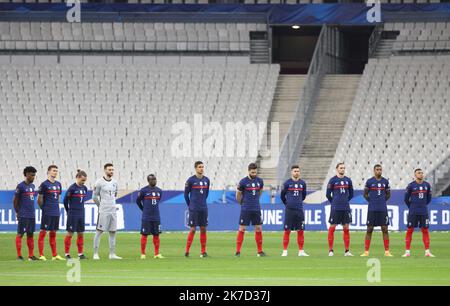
[
  {"xmin": 324, "ymin": 55, "xmax": 450, "ymax": 190},
  {"xmin": 0, "ymin": 58, "xmax": 279, "ymax": 190},
  {"xmin": 0, "ymin": 22, "xmax": 267, "ymax": 52},
  {"xmin": 388, "ymin": 22, "xmax": 450, "ymax": 52}
]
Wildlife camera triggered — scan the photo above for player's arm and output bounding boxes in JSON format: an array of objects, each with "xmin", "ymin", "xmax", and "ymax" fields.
[
  {"xmin": 184, "ymin": 180, "xmax": 191, "ymax": 207},
  {"xmin": 37, "ymin": 184, "xmax": 44, "ymax": 209},
  {"xmin": 385, "ymin": 183, "xmax": 391, "ymax": 201},
  {"xmin": 363, "ymin": 179, "xmax": 370, "ymax": 202},
  {"xmin": 236, "ymin": 180, "xmax": 244, "ymax": 204},
  {"xmin": 280, "ymin": 183, "xmax": 287, "ymax": 205},
  {"xmin": 135, "ymin": 191, "xmax": 144, "ymax": 211},
  {"xmin": 326, "ymin": 180, "xmax": 333, "ymax": 203},
  {"xmin": 302, "ymin": 182, "xmax": 307, "ymax": 201},
  {"xmin": 236, "ymin": 189, "xmax": 243, "ymax": 205},
  {"xmin": 205, "ymin": 178, "xmax": 210, "ymax": 199},
  {"xmin": 404, "ymin": 185, "xmax": 412, "ymax": 208},
  {"xmin": 348, "ymin": 179, "xmax": 354, "ymax": 201},
  {"xmin": 426, "ymin": 184, "xmax": 432, "ymax": 205},
  {"xmin": 13, "ymin": 188, "xmax": 20, "ymax": 215},
  {"xmin": 63, "ymin": 189, "xmax": 71, "ymax": 212},
  {"xmin": 259, "ymin": 181, "xmax": 264, "ymax": 199},
  {"xmin": 92, "ymin": 183, "xmax": 101, "ymax": 206}
]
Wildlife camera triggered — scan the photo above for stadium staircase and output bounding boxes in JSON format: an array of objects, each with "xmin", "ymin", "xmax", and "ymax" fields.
[
  {"xmin": 250, "ymin": 32, "xmax": 270, "ymax": 64},
  {"xmin": 295, "ymin": 75, "xmax": 361, "ymax": 190},
  {"xmin": 372, "ymin": 38, "xmax": 395, "ymax": 58},
  {"xmin": 258, "ymin": 75, "xmax": 307, "ymax": 187}
]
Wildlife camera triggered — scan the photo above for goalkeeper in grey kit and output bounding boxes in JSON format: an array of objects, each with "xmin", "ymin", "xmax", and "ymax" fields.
[{"xmin": 92, "ymin": 163, "xmax": 122, "ymax": 260}]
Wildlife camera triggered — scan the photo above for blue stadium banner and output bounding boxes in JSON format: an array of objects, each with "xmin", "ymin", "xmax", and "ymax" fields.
[
  {"xmin": 0, "ymin": 3, "xmax": 449, "ymax": 25},
  {"xmin": 1, "ymin": 190, "xmax": 449, "ymax": 232}
]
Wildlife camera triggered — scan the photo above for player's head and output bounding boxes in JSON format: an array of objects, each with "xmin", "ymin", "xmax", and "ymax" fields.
[
  {"xmin": 104, "ymin": 163, "xmax": 114, "ymax": 178},
  {"xmin": 76, "ymin": 169, "xmax": 87, "ymax": 185},
  {"xmin": 291, "ymin": 165, "xmax": 300, "ymax": 179},
  {"xmin": 194, "ymin": 161, "xmax": 204, "ymax": 176},
  {"xmin": 248, "ymin": 163, "xmax": 258, "ymax": 179},
  {"xmin": 47, "ymin": 165, "xmax": 58, "ymax": 180},
  {"xmin": 414, "ymin": 168, "xmax": 424, "ymax": 181},
  {"xmin": 23, "ymin": 166, "xmax": 37, "ymax": 183},
  {"xmin": 336, "ymin": 162, "xmax": 345, "ymax": 176},
  {"xmin": 147, "ymin": 174, "xmax": 157, "ymax": 187},
  {"xmin": 373, "ymin": 164, "xmax": 382, "ymax": 177}
]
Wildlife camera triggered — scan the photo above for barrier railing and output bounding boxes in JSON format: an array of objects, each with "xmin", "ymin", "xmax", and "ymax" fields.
[{"xmin": 276, "ymin": 25, "xmax": 332, "ymax": 187}]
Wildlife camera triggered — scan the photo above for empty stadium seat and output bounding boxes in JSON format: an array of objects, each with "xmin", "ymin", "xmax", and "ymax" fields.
[
  {"xmin": 324, "ymin": 55, "xmax": 450, "ymax": 190},
  {"xmin": 386, "ymin": 22, "xmax": 450, "ymax": 52},
  {"xmin": 0, "ymin": 60, "xmax": 279, "ymax": 191},
  {"xmin": 0, "ymin": 22, "xmax": 265, "ymax": 52}
]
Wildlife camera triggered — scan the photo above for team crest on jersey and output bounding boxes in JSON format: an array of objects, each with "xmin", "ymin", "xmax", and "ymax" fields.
[
  {"xmin": 378, "ymin": 183, "xmax": 381, "ymax": 187},
  {"xmin": 53, "ymin": 186, "xmax": 57, "ymax": 190},
  {"xmin": 252, "ymin": 183, "xmax": 255, "ymax": 187},
  {"xmin": 340, "ymin": 181, "xmax": 344, "ymax": 185},
  {"xmin": 257, "ymin": 183, "xmax": 260, "ymax": 187},
  {"xmin": 419, "ymin": 186, "xmax": 423, "ymax": 191},
  {"xmin": 152, "ymin": 192, "xmax": 156, "ymax": 196},
  {"xmin": 200, "ymin": 182, "xmax": 203, "ymax": 186}
]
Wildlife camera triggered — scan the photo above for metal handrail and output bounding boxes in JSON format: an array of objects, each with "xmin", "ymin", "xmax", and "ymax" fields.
[
  {"xmin": 276, "ymin": 24, "xmax": 330, "ymax": 187},
  {"xmin": 427, "ymin": 152, "xmax": 450, "ymax": 191},
  {"xmin": 368, "ymin": 23, "xmax": 383, "ymax": 58}
]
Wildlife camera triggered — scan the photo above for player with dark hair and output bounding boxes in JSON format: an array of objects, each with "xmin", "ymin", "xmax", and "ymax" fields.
[
  {"xmin": 93, "ymin": 163, "xmax": 121, "ymax": 260},
  {"xmin": 184, "ymin": 161, "xmax": 210, "ymax": 258},
  {"xmin": 235, "ymin": 163, "xmax": 266, "ymax": 257},
  {"xmin": 63, "ymin": 169, "xmax": 88, "ymax": 260},
  {"xmin": 280, "ymin": 165, "xmax": 308, "ymax": 257},
  {"xmin": 38, "ymin": 165, "xmax": 64, "ymax": 261},
  {"xmin": 14, "ymin": 166, "xmax": 38, "ymax": 261},
  {"xmin": 361, "ymin": 164, "xmax": 393, "ymax": 257},
  {"xmin": 402, "ymin": 168, "xmax": 434, "ymax": 257},
  {"xmin": 326, "ymin": 163, "xmax": 354, "ymax": 257},
  {"xmin": 136, "ymin": 174, "xmax": 164, "ymax": 259}
]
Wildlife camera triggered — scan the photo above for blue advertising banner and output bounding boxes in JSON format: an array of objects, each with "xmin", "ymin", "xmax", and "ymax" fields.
[
  {"xmin": 0, "ymin": 3, "xmax": 449, "ymax": 25},
  {"xmin": 1, "ymin": 190, "xmax": 449, "ymax": 232}
]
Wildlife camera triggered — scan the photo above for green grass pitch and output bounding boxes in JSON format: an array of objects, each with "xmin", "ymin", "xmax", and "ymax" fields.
[{"xmin": 0, "ymin": 231, "xmax": 449, "ymax": 286}]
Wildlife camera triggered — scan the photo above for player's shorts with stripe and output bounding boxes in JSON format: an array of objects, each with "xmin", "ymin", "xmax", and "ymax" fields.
[
  {"xmin": 366, "ymin": 211, "xmax": 389, "ymax": 227},
  {"xmin": 96, "ymin": 212, "xmax": 117, "ymax": 232},
  {"xmin": 141, "ymin": 220, "xmax": 161, "ymax": 236},
  {"xmin": 188, "ymin": 210, "xmax": 208, "ymax": 227},
  {"xmin": 284, "ymin": 208, "xmax": 305, "ymax": 231},
  {"xmin": 40, "ymin": 215, "xmax": 59, "ymax": 231},
  {"xmin": 66, "ymin": 214, "xmax": 85, "ymax": 233},
  {"xmin": 328, "ymin": 210, "xmax": 352, "ymax": 225},
  {"xmin": 239, "ymin": 210, "xmax": 262, "ymax": 226},
  {"xmin": 17, "ymin": 217, "xmax": 36, "ymax": 235},
  {"xmin": 407, "ymin": 213, "xmax": 429, "ymax": 228}
]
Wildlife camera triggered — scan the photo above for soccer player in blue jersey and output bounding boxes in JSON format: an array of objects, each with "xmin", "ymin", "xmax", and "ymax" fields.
[
  {"xmin": 326, "ymin": 163, "xmax": 354, "ymax": 257},
  {"xmin": 184, "ymin": 161, "xmax": 210, "ymax": 258},
  {"xmin": 235, "ymin": 163, "xmax": 266, "ymax": 257},
  {"xmin": 280, "ymin": 165, "xmax": 309, "ymax": 257},
  {"xmin": 37, "ymin": 165, "xmax": 64, "ymax": 261},
  {"xmin": 63, "ymin": 169, "xmax": 88, "ymax": 260},
  {"xmin": 14, "ymin": 166, "xmax": 38, "ymax": 261},
  {"xmin": 136, "ymin": 174, "xmax": 164, "ymax": 259},
  {"xmin": 361, "ymin": 164, "xmax": 393, "ymax": 257},
  {"xmin": 402, "ymin": 168, "xmax": 434, "ymax": 257}
]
